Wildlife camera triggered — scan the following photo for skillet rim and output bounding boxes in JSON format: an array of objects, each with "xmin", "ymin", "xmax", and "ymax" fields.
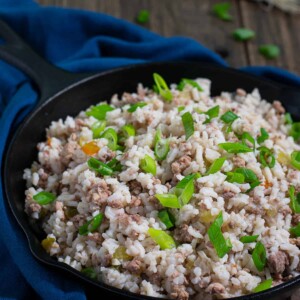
[{"xmin": 3, "ymin": 61, "xmax": 300, "ymax": 300}]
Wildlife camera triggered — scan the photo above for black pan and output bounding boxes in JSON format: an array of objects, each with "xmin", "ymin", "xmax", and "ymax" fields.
[{"xmin": 1, "ymin": 19, "xmax": 300, "ymax": 300}]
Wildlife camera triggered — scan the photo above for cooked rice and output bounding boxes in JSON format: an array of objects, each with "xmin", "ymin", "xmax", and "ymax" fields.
[{"xmin": 23, "ymin": 78, "xmax": 300, "ymax": 299}]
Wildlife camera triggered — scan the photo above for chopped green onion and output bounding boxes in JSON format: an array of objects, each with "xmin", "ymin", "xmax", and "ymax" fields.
[
  {"xmin": 291, "ymin": 151, "xmax": 300, "ymax": 170},
  {"xmin": 242, "ymin": 132, "xmax": 256, "ymax": 150},
  {"xmin": 220, "ymin": 111, "xmax": 239, "ymax": 124},
  {"xmin": 240, "ymin": 235, "xmax": 259, "ymax": 243},
  {"xmin": 127, "ymin": 102, "xmax": 147, "ymax": 112},
  {"xmin": 81, "ymin": 267, "xmax": 97, "ymax": 280},
  {"xmin": 235, "ymin": 167, "xmax": 258, "ymax": 183},
  {"xmin": 208, "ymin": 212, "xmax": 232, "ymax": 258},
  {"xmin": 290, "ymin": 122, "xmax": 300, "ymax": 142},
  {"xmin": 206, "ymin": 157, "xmax": 226, "ymax": 175},
  {"xmin": 107, "ymin": 158, "xmax": 122, "ymax": 172},
  {"xmin": 284, "ymin": 113, "xmax": 293, "ymax": 125},
  {"xmin": 248, "ymin": 181, "xmax": 261, "ymax": 192},
  {"xmin": 79, "ymin": 213, "xmax": 104, "ymax": 236},
  {"xmin": 212, "ymin": 2, "xmax": 232, "ymax": 21},
  {"xmin": 289, "ymin": 185, "xmax": 300, "ymax": 213},
  {"xmin": 226, "ymin": 171, "xmax": 245, "ymax": 184},
  {"xmin": 233, "ymin": 28, "xmax": 255, "ymax": 41},
  {"xmin": 257, "ymin": 128, "xmax": 269, "ymax": 144},
  {"xmin": 258, "ymin": 146, "xmax": 275, "ymax": 168},
  {"xmin": 153, "ymin": 73, "xmax": 172, "ymax": 102},
  {"xmin": 154, "ymin": 129, "xmax": 170, "ymax": 161},
  {"xmin": 148, "ymin": 228, "xmax": 176, "ymax": 250},
  {"xmin": 33, "ymin": 191, "xmax": 56, "ymax": 205},
  {"xmin": 87, "ymin": 157, "xmax": 113, "ymax": 176},
  {"xmin": 158, "ymin": 210, "xmax": 175, "ymax": 229},
  {"xmin": 86, "ymin": 104, "xmax": 114, "ymax": 120},
  {"xmin": 101, "ymin": 128, "xmax": 118, "ymax": 150},
  {"xmin": 140, "ymin": 154, "xmax": 156, "ymax": 175},
  {"xmin": 219, "ymin": 142, "xmax": 252, "ymax": 154},
  {"xmin": 91, "ymin": 120, "xmax": 106, "ymax": 139},
  {"xmin": 290, "ymin": 223, "xmax": 300, "ymax": 237},
  {"xmin": 259, "ymin": 44, "xmax": 280, "ymax": 59},
  {"xmin": 155, "ymin": 193, "xmax": 180, "ymax": 208},
  {"xmin": 253, "ymin": 279, "xmax": 273, "ymax": 293},
  {"xmin": 177, "ymin": 78, "xmax": 203, "ymax": 92},
  {"xmin": 174, "ymin": 175, "xmax": 195, "ymax": 206},
  {"xmin": 178, "ymin": 106, "xmax": 185, "ymax": 112},
  {"xmin": 182, "ymin": 112, "xmax": 194, "ymax": 140},
  {"xmin": 136, "ymin": 9, "xmax": 150, "ymax": 24},
  {"xmin": 176, "ymin": 173, "xmax": 200, "ymax": 188},
  {"xmin": 203, "ymin": 105, "xmax": 220, "ymax": 124},
  {"xmin": 252, "ymin": 241, "xmax": 266, "ymax": 272},
  {"xmin": 121, "ymin": 124, "xmax": 136, "ymax": 137}
]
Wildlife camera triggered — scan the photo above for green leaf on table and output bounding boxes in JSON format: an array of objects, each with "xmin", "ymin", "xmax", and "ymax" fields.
[
  {"xmin": 258, "ymin": 44, "xmax": 280, "ymax": 59},
  {"xmin": 233, "ymin": 28, "xmax": 255, "ymax": 41},
  {"xmin": 212, "ymin": 2, "xmax": 232, "ymax": 21},
  {"xmin": 136, "ymin": 9, "xmax": 150, "ymax": 24}
]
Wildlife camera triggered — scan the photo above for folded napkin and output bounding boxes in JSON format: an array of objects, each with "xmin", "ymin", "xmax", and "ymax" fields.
[{"xmin": 0, "ymin": 0, "xmax": 299, "ymax": 299}]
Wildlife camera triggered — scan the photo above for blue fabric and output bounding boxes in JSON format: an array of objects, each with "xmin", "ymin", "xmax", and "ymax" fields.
[{"xmin": 0, "ymin": 1, "xmax": 300, "ymax": 299}]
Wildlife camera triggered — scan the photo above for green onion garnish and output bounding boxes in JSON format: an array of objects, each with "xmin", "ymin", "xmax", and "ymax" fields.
[
  {"xmin": 289, "ymin": 185, "xmax": 300, "ymax": 213},
  {"xmin": 203, "ymin": 105, "xmax": 220, "ymax": 124},
  {"xmin": 233, "ymin": 28, "xmax": 255, "ymax": 41},
  {"xmin": 158, "ymin": 210, "xmax": 175, "ymax": 229},
  {"xmin": 174, "ymin": 175, "xmax": 195, "ymax": 206},
  {"xmin": 140, "ymin": 154, "xmax": 156, "ymax": 175},
  {"xmin": 86, "ymin": 104, "xmax": 114, "ymax": 120},
  {"xmin": 208, "ymin": 212, "xmax": 232, "ymax": 258},
  {"xmin": 253, "ymin": 279, "xmax": 273, "ymax": 293},
  {"xmin": 148, "ymin": 228, "xmax": 176, "ymax": 250},
  {"xmin": 81, "ymin": 267, "xmax": 97, "ymax": 280},
  {"xmin": 91, "ymin": 120, "xmax": 106, "ymax": 139},
  {"xmin": 101, "ymin": 128, "xmax": 118, "ymax": 151},
  {"xmin": 290, "ymin": 122, "xmax": 300, "ymax": 142},
  {"xmin": 226, "ymin": 171, "xmax": 245, "ymax": 184},
  {"xmin": 259, "ymin": 44, "xmax": 280, "ymax": 59},
  {"xmin": 206, "ymin": 157, "xmax": 226, "ymax": 175},
  {"xmin": 154, "ymin": 129, "xmax": 170, "ymax": 161},
  {"xmin": 136, "ymin": 9, "xmax": 150, "ymax": 24},
  {"xmin": 79, "ymin": 213, "xmax": 104, "ymax": 236},
  {"xmin": 235, "ymin": 168, "xmax": 258, "ymax": 183},
  {"xmin": 121, "ymin": 124, "xmax": 136, "ymax": 137},
  {"xmin": 290, "ymin": 223, "xmax": 300, "ymax": 237},
  {"xmin": 219, "ymin": 142, "xmax": 252, "ymax": 154},
  {"xmin": 177, "ymin": 78, "xmax": 203, "ymax": 92},
  {"xmin": 153, "ymin": 73, "xmax": 172, "ymax": 102},
  {"xmin": 127, "ymin": 102, "xmax": 147, "ymax": 113},
  {"xmin": 252, "ymin": 241, "xmax": 267, "ymax": 272},
  {"xmin": 291, "ymin": 151, "xmax": 300, "ymax": 170},
  {"xmin": 212, "ymin": 2, "xmax": 232, "ymax": 21},
  {"xmin": 33, "ymin": 191, "xmax": 56, "ymax": 205},
  {"xmin": 87, "ymin": 157, "xmax": 113, "ymax": 176},
  {"xmin": 242, "ymin": 132, "xmax": 255, "ymax": 150},
  {"xmin": 284, "ymin": 113, "xmax": 293, "ymax": 125},
  {"xmin": 182, "ymin": 112, "xmax": 194, "ymax": 140},
  {"xmin": 155, "ymin": 194, "xmax": 180, "ymax": 208},
  {"xmin": 220, "ymin": 111, "xmax": 239, "ymax": 124},
  {"xmin": 240, "ymin": 235, "xmax": 258, "ymax": 243},
  {"xmin": 258, "ymin": 146, "xmax": 275, "ymax": 168},
  {"xmin": 107, "ymin": 158, "xmax": 122, "ymax": 172},
  {"xmin": 257, "ymin": 128, "xmax": 269, "ymax": 144},
  {"xmin": 178, "ymin": 106, "xmax": 185, "ymax": 112}
]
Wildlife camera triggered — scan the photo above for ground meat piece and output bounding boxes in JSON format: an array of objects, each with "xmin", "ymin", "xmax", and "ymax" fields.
[
  {"xmin": 236, "ymin": 88, "xmax": 246, "ymax": 97},
  {"xmin": 268, "ymin": 251, "xmax": 289, "ymax": 275},
  {"xmin": 122, "ymin": 92, "xmax": 138, "ymax": 104},
  {"xmin": 37, "ymin": 168, "xmax": 49, "ymax": 188},
  {"xmin": 289, "ymin": 238, "xmax": 300, "ymax": 247},
  {"xmin": 98, "ymin": 149, "xmax": 115, "ymax": 163},
  {"xmin": 174, "ymin": 224, "xmax": 194, "ymax": 243},
  {"xmin": 171, "ymin": 156, "xmax": 191, "ymax": 175},
  {"xmin": 131, "ymin": 214, "xmax": 142, "ymax": 224},
  {"xmin": 292, "ymin": 214, "xmax": 300, "ymax": 226},
  {"xmin": 125, "ymin": 257, "xmax": 142, "ymax": 274},
  {"xmin": 170, "ymin": 285, "xmax": 189, "ymax": 300},
  {"xmin": 130, "ymin": 195, "xmax": 142, "ymax": 207},
  {"xmin": 60, "ymin": 141, "xmax": 79, "ymax": 165},
  {"xmin": 244, "ymin": 204, "xmax": 264, "ymax": 215},
  {"xmin": 86, "ymin": 232, "xmax": 103, "ymax": 244},
  {"xmin": 128, "ymin": 180, "xmax": 143, "ymax": 195},
  {"xmin": 87, "ymin": 181, "xmax": 111, "ymax": 205},
  {"xmin": 205, "ymin": 282, "xmax": 226, "ymax": 294},
  {"xmin": 273, "ymin": 100, "xmax": 285, "ymax": 114},
  {"xmin": 222, "ymin": 191, "xmax": 235, "ymax": 201},
  {"xmin": 100, "ymin": 253, "xmax": 112, "ymax": 267},
  {"xmin": 278, "ymin": 206, "xmax": 292, "ymax": 216},
  {"xmin": 26, "ymin": 202, "xmax": 42, "ymax": 215},
  {"xmin": 148, "ymin": 272, "xmax": 162, "ymax": 286},
  {"xmin": 232, "ymin": 156, "xmax": 246, "ymax": 168},
  {"xmin": 108, "ymin": 199, "xmax": 124, "ymax": 209}
]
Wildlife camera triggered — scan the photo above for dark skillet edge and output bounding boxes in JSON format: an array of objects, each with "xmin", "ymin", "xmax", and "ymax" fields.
[{"xmin": 2, "ymin": 61, "xmax": 299, "ymax": 300}]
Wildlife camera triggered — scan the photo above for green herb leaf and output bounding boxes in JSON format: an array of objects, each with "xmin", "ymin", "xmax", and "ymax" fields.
[
  {"xmin": 219, "ymin": 142, "xmax": 252, "ymax": 154},
  {"xmin": 258, "ymin": 146, "xmax": 275, "ymax": 168},
  {"xmin": 174, "ymin": 176, "xmax": 195, "ymax": 206},
  {"xmin": 291, "ymin": 151, "xmax": 300, "ymax": 170},
  {"xmin": 177, "ymin": 78, "xmax": 203, "ymax": 92},
  {"xmin": 158, "ymin": 210, "xmax": 175, "ymax": 229},
  {"xmin": 242, "ymin": 132, "xmax": 256, "ymax": 150},
  {"xmin": 220, "ymin": 111, "xmax": 239, "ymax": 124},
  {"xmin": 233, "ymin": 28, "xmax": 255, "ymax": 41},
  {"xmin": 148, "ymin": 228, "xmax": 176, "ymax": 250},
  {"xmin": 235, "ymin": 167, "xmax": 259, "ymax": 183},
  {"xmin": 101, "ymin": 128, "xmax": 118, "ymax": 150},
  {"xmin": 136, "ymin": 9, "xmax": 150, "ymax": 24},
  {"xmin": 206, "ymin": 157, "xmax": 226, "ymax": 175},
  {"xmin": 285, "ymin": 113, "xmax": 293, "ymax": 125},
  {"xmin": 182, "ymin": 112, "xmax": 194, "ymax": 140},
  {"xmin": 91, "ymin": 120, "xmax": 106, "ymax": 139},
  {"xmin": 107, "ymin": 158, "xmax": 122, "ymax": 172},
  {"xmin": 259, "ymin": 44, "xmax": 280, "ymax": 59},
  {"xmin": 81, "ymin": 267, "xmax": 97, "ymax": 280},
  {"xmin": 140, "ymin": 154, "xmax": 157, "ymax": 175},
  {"xmin": 154, "ymin": 129, "xmax": 170, "ymax": 161},
  {"xmin": 121, "ymin": 124, "xmax": 136, "ymax": 137},
  {"xmin": 257, "ymin": 128, "xmax": 269, "ymax": 144},
  {"xmin": 87, "ymin": 157, "xmax": 113, "ymax": 176},
  {"xmin": 153, "ymin": 73, "xmax": 172, "ymax": 102},
  {"xmin": 212, "ymin": 2, "xmax": 232, "ymax": 21},
  {"xmin": 253, "ymin": 279, "xmax": 273, "ymax": 293},
  {"xmin": 155, "ymin": 193, "xmax": 180, "ymax": 208},
  {"xmin": 127, "ymin": 102, "xmax": 147, "ymax": 112},
  {"xmin": 290, "ymin": 122, "xmax": 300, "ymax": 142},
  {"xmin": 33, "ymin": 191, "xmax": 56, "ymax": 205},
  {"xmin": 290, "ymin": 223, "xmax": 300, "ymax": 237},
  {"xmin": 203, "ymin": 105, "xmax": 220, "ymax": 124},
  {"xmin": 86, "ymin": 104, "xmax": 114, "ymax": 120},
  {"xmin": 79, "ymin": 213, "xmax": 104, "ymax": 236},
  {"xmin": 208, "ymin": 211, "xmax": 232, "ymax": 258},
  {"xmin": 226, "ymin": 171, "xmax": 245, "ymax": 184},
  {"xmin": 252, "ymin": 241, "xmax": 267, "ymax": 272},
  {"xmin": 240, "ymin": 235, "xmax": 259, "ymax": 243},
  {"xmin": 289, "ymin": 185, "xmax": 300, "ymax": 213}
]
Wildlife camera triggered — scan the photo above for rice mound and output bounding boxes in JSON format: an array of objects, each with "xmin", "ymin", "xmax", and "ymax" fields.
[{"xmin": 23, "ymin": 78, "xmax": 300, "ymax": 299}]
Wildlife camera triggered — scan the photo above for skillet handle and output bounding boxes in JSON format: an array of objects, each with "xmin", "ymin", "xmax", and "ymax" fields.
[{"xmin": 0, "ymin": 19, "xmax": 93, "ymax": 103}]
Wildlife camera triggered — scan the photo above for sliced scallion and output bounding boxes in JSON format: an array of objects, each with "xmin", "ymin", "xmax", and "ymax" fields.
[
  {"xmin": 226, "ymin": 171, "xmax": 245, "ymax": 184},
  {"xmin": 220, "ymin": 111, "xmax": 239, "ymax": 124},
  {"xmin": 140, "ymin": 154, "xmax": 156, "ymax": 175},
  {"xmin": 242, "ymin": 132, "xmax": 255, "ymax": 150},
  {"xmin": 79, "ymin": 213, "xmax": 104, "ymax": 236},
  {"xmin": 291, "ymin": 151, "xmax": 300, "ymax": 170},
  {"xmin": 158, "ymin": 210, "xmax": 175, "ymax": 229},
  {"xmin": 33, "ymin": 191, "xmax": 56, "ymax": 205},
  {"xmin": 121, "ymin": 124, "xmax": 136, "ymax": 137},
  {"xmin": 153, "ymin": 73, "xmax": 172, "ymax": 102},
  {"xmin": 284, "ymin": 113, "xmax": 293, "ymax": 125},
  {"xmin": 206, "ymin": 157, "xmax": 226, "ymax": 175},
  {"xmin": 178, "ymin": 106, "xmax": 185, "ymax": 112},
  {"xmin": 289, "ymin": 185, "xmax": 300, "ymax": 213},
  {"xmin": 155, "ymin": 193, "xmax": 180, "ymax": 208},
  {"xmin": 177, "ymin": 78, "xmax": 203, "ymax": 92},
  {"xmin": 290, "ymin": 122, "xmax": 300, "ymax": 142},
  {"xmin": 154, "ymin": 129, "xmax": 170, "ymax": 161},
  {"xmin": 258, "ymin": 146, "xmax": 275, "ymax": 168},
  {"xmin": 240, "ymin": 235, "xmax": 258, "ymax": 243},
  {"xmin": 127, "ymin": 102, "xmax": 147, "ymax": 113},
  {"xmin": 203, "ymin": 105, "xmax": 220, "ymax": 124},
  {"xmin": 219, "ymin": 142, "xmax": 252, "ymax": 154},
  {"xmin": 290, "ymin": 223, "xmax": 300, "ymax": 237},
  {"xmin": 252, "ymin": 241, "xmax": 266, "ymax": 272},
  {"xmin": 257, "ymin": 128, "xmax": 269, "ymax": 144},
  {"xmin": 107, "ymin": 158, "xmax": 122, "ymax": 172},
  {"xmin": 148, "ymin": 228, "xmax": 176, "ymax": 250},
  {"xmin": 86, "ymin": 104, "xmax": 114, "ymax": 120},
  {"xmin": 174, "ymin": 176, "xmax": 195, "ymax": 206},
  {"xmin": 101, "ymin": 128, "xmax": 118, "ymax": 150},
  {"xmin": 87, "ymin": 157, "xmax": 113, "ymax": 176},
  {"xmin": 81, "ymin": 267, "xmax": 97, "ymax": 280},
  {"xmin": 253, "ymin": 279, "xmax": 273, "ymax": 293},
  {"xmin": 181, "ymin": 112, "xmax": 194, "ymax": 140},
  {"xmin": 91, "ymin": 120, "xmax": 106, "ymax": 139}
]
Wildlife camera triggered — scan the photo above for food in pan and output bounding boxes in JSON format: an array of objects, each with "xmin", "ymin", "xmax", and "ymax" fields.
[{"xmin": 23, "ymin": 74, "xmax": 300, "ymax": 299}]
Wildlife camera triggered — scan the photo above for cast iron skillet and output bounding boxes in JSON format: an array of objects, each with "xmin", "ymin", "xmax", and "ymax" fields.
[{"xmin": 1, "ymin": 19, "xmax": 300, "ymax": 300}]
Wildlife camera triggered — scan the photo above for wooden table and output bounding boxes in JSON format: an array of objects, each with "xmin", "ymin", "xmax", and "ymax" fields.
[
  {"xmin": 38, "ymin": 0, "xmax": 300, "ymax": 75},
  {"xmin": 36, "ymin": 1, "xmax": 300, "ymax": 299}
]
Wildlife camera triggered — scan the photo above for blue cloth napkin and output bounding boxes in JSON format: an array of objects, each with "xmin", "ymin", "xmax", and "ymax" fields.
[{"xmin": 0, "ymin": 1, "xmax": 300, "ymax": 299}]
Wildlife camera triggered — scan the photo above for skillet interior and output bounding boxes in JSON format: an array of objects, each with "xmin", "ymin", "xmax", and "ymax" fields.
[{"xmin": 3, "ymin": 61, "xmax": 300, "ymax": 300}]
